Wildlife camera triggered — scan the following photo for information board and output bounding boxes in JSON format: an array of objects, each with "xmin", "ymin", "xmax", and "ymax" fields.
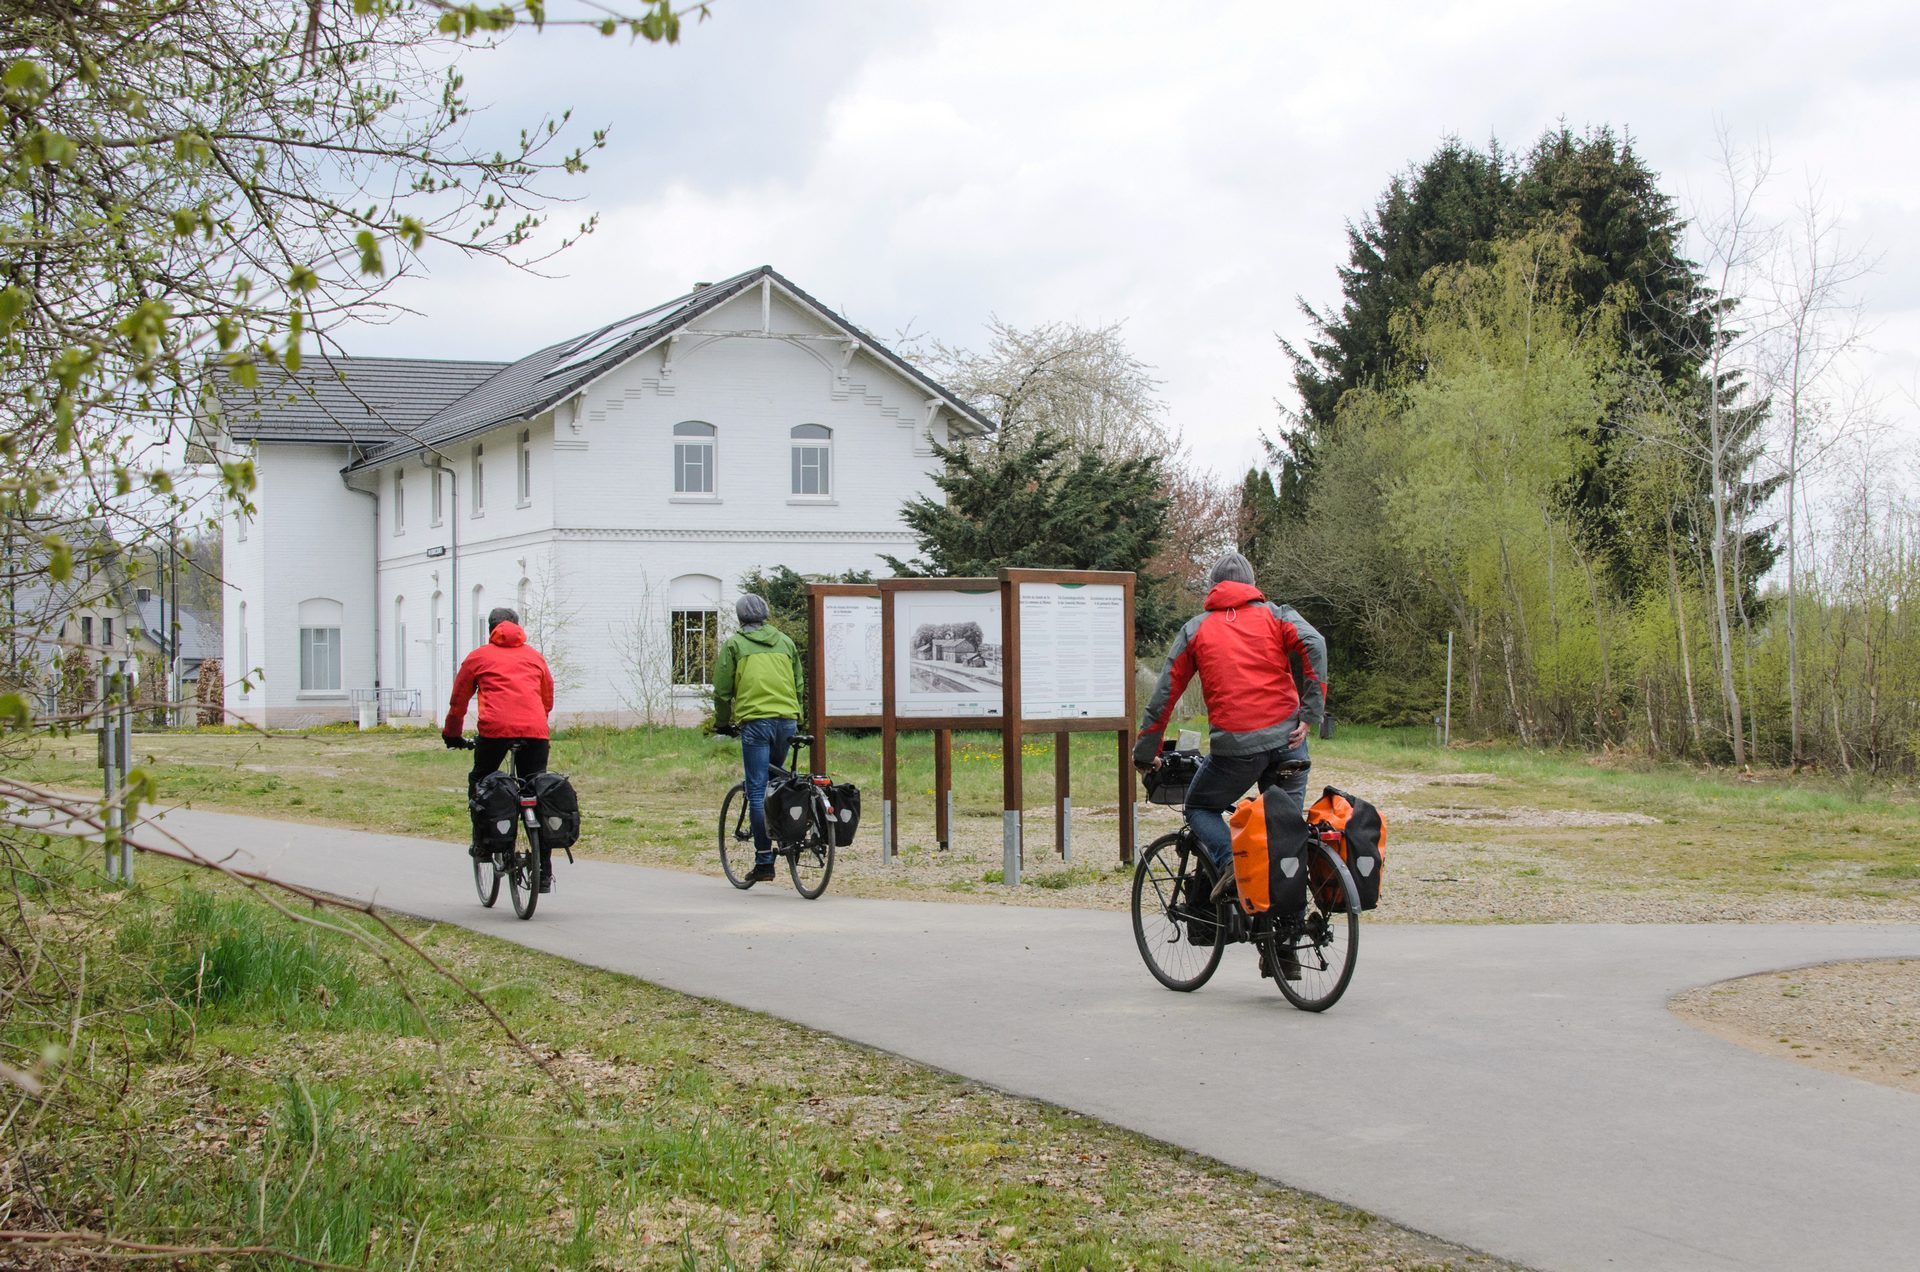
[
  {"xmin": 1017, "ymin": 581, "xmax": 1129, "ymax": 720},
  {"xmin": 892, "ymin": 587, "xmax": 1004, "ymax": 719},
  {"xmin": 820, "ymin": 593, "xmax": 883, "ymax": 718}
]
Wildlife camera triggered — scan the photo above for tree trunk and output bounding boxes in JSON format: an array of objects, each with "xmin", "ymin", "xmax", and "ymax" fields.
[
  {"xmin": 1665, "ymin": 521, "xmax": 1703, "ymax": 755},
  {"xmin": 1577, "ymin": 545, "xmax": 1612, "ymax": 742}
]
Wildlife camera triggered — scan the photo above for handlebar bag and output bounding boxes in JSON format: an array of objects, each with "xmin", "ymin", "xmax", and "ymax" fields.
[
  {"xmin": 529, "ymin": 771, "xmax": 581, "ymax": 852},
  {"xmin": 1307, "ymin": 786, "xmax": 1385, "ymax": 910},
  {"xmin": 1144, "ymin": 749, "xmax": 1200, "ymax": 806},
  {"xmin": 1227, "ymin": 787, "xmax": 1310, "ymax": 916},
  {"xmin": 825, "ymin": 781, "xmax": 861, "ymax": 847},
  {"xmin": 469, "ymin": 771, "xmax": 521, "ymax": 855},
  {"xmin": 765, "ymin": 772, "xmax": 813, "ymax": 845}
]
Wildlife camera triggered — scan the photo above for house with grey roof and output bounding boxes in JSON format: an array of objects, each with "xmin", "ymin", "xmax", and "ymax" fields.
[{"xmin": 191, "ymin": 267, "xmax": 990, "ymax": 727}]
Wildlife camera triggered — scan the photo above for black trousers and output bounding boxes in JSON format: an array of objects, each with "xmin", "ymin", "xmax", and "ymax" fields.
[{"xmin": 468, "ymin": 737, "xmax": 549, "ymax": 853}]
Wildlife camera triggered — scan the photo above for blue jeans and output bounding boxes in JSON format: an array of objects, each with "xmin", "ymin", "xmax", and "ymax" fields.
[
  {"xmin": 740, "ymin": 717, "xmax": 799, "ymax": 865},
  {"xmin": 1184, "ymin": 739, "xmax": 1310, "ymax": 874}
]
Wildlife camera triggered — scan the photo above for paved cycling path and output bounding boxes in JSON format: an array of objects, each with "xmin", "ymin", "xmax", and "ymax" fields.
[{"xmin": 125, "ymin": 805, "xmax": 1920, "ymax": 1272}]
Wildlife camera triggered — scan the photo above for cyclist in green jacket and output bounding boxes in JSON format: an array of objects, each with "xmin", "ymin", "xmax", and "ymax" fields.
[{"xmin": 712, "ymin": 594, "xmax": 804, "ymax": 883}]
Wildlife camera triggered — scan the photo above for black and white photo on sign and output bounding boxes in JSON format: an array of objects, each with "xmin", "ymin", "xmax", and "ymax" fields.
[
  {"xmin": 894, "ymin": 590, "xmax": 1003, "ymax": 716},
  {"xmin": 1018, "ymin": 582, "xmax": 1127, "ymax": 719},
  {"xmin": 821, "ymin": 595, "xmax": 883, "ymax": 717}
]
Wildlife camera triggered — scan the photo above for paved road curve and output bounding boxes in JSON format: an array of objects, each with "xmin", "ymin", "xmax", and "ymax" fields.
[{"xmin": 130, "ymin": 806, "xmax": 1920, "ymax": 1271}]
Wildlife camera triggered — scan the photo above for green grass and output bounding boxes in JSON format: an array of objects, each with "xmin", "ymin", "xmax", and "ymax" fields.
[
  {"xmin": 3, "ymin": 843, "xmax": 1502, "ymax": 1270},
  {"xmin": 15, "ymin": 720, "xmax": 1920, "ymax": 915}
]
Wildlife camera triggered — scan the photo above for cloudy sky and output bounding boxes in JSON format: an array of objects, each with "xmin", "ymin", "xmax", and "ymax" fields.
[{"xmin": 351, "ymin": 0, "xmax": 1920, "ymax": 478}]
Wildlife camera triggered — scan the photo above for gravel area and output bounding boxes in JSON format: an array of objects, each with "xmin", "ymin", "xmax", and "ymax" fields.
[{"xmin": 1671, "ymin": 959, "xmax": 1920, "ymax": 1095}]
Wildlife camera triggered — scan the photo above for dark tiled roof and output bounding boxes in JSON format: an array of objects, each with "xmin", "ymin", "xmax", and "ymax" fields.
[
  {"xmin": 358, "ymin": 268, "xmax": 769, "ymax": 463},
  {"xmin": 206, "ymin": 267, "xmax": 998, "ymax": 467},
  {"xmin": 213, "ymin": 356, "xmax": 509, "ymax": 450}
]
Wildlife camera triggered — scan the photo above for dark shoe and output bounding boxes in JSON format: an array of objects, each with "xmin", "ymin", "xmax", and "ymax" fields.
[
  {"xmin": 468, "ymin": 841, "xmax": 489, "ymax": 861},
  {"xmin": 748, "ymin": 863, "xmax": 778, "ymax": 883},
  {"xmin": 1209, "ymin": 867, "xmax": 1237, "ymax": 904},
  {"xmin": 1274, "ymin": 945, "xmax": 1302, "ymax": 981},
  {"xmin": 538, "ymin": 858, "xmax": 553, "ymax": 894}
]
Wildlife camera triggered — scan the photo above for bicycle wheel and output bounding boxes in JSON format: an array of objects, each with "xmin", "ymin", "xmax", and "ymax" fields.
[
  {"xmin": 1131, "ymin": 831, "xmax": 1226, "ymax": 992},
  {"xmin": 790, "ymin": 811, "xmax": 835, "ymax": 899},
  {"xmin": 508, "ymin": 830, "xmax": 541, "ymax": 920},
  {"xmin": 1272, "ymin": 841, "xmax": 1359, "ymax": 1012},
  {"xmin": 472, "ymin": 852, "xmax": 501, "ymax": 907},
  {"xmin": 718, "ymin": 782, "xmax": 756, "ymax": 889}
]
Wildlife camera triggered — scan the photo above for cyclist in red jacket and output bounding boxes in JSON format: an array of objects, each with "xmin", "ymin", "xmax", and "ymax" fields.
[
  {"xmin": 1135, "ymin": 552, "xmax": 1326, "ymax": 920},
  {"xmin": 444, "ymin": 606, "xmax": 557, "ymax": 885}
]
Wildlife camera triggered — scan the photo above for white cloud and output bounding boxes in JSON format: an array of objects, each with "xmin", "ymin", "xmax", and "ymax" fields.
[{"xmin": 355, "ymin": 0, "xmax": 1920, "ymax": 475}]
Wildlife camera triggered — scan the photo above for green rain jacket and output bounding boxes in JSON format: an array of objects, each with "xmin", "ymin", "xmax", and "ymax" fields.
[{"xmin": 712, "ymin": 623, "xmax": 802, "ymax": 729}]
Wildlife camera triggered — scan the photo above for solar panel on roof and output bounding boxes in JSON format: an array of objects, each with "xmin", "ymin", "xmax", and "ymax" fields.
[{"xmin": 540, "ymin": 296, "xmax": 696, "ymax": 379}]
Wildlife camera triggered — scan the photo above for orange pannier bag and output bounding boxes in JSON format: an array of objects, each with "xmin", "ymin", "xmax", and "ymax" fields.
[
  {"xmin": 1227, "ymin": 787, "xmax": 1311, "ymax": 916},
  {"xmin": 1306, "ymin": 786, "xmax": 1385, "ymax": 910}
]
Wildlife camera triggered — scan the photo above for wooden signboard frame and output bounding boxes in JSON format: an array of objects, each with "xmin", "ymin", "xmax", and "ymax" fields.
[
  {"xmin": 805, "ymin": 582, "xmax": 884, "ymax": 778},
  {"xmin": 997, "ymin": 568, "xmax": 1138, "ymax": 882},
  {"xmin": 877, "ymin": 577, "xmax": 1003, "ymax": 863}
]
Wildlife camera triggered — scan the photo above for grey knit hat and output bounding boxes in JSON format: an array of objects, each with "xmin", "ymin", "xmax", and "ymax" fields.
[
  {"xmin": 1206, "ymin": 551, "xmax": 1256, "ymax": 589},
  {"xmin": 735, "ymin": 594, "xmax": 770, "ymax": 628}
]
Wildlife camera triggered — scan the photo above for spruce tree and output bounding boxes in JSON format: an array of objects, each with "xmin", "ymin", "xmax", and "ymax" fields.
[{"xmin": 885, "ymin": 430, "xmax": 1177, "ymax": 648}]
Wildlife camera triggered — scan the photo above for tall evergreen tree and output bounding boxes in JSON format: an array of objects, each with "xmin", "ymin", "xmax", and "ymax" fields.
[{"xmin": 885, "ymin": 430, "xmax": 1177, "ymax": 648}]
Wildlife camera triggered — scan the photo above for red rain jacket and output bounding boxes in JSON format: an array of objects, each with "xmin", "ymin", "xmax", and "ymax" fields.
[
  {"xmin": 442, "ymin": 621, "xmax": 555, "ymax": 740},
  {"xmin": 1135, "ymin": 580, "xmax": 1326, "ymax": 761}
]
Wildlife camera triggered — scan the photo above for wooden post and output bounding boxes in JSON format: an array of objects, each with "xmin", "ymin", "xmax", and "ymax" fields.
[
  {"xmin": 1055, "ymin": 730, "xmax": 1071, "ymax": 861},
  {"xmin": 807, "ymin": 588, "xmax": 828, "ymax": 776},
  {"xmin": 880, "ymin": 585, "xmax": 898, "ymax": 864},
  {"xmin": 1121, "ymin": 574, "xmax": 1138, "ymax": 864},
  {"xmin": 999, "ymin": 576, "xmax": 1023, "ymax": 885},
  {"xmin": 934, "ymin": 728, "xmax": 952, "ymax": 851}
]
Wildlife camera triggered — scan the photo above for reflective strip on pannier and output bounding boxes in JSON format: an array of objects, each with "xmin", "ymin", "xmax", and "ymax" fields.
[
  {"xmin": 529, "ymin": 771, "xmax": 581, "ymax": 852},
  {"xmin": 468, "ymin": 770, "xmax": 520, "ymax": 855}
]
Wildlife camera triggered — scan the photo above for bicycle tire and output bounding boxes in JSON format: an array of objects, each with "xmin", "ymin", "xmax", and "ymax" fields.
[
  {"xmin": 1272, "ymin": 840, "xmax": 1359, "ymax": 1012},
  {"xmin": 717, "ymin": 782, "xmax": 756, "ymax": 889},
  {"xmin": 472, "ymin": 853, "xmax": 500, "ymax": 908},
  {"xmin": 790, "ymin": 794, "xmax": 835, "ymax": 899},
  {"xmin": 508, "ymin": 827, "xmax": 541, "ymax": 919},
  {"xmin": 1131, "ymin": 831, "xmax": 1226, "ymax": 992}
]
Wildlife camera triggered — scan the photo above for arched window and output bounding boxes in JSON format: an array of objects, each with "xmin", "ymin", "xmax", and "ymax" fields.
[
  {"xmin": 516, "ymin": 577, "xmax": 531, "ymax": 614},
  {"xmin": 667, "ymin": 573, "xmax": 722, "ymax": 686},
  {"xmin": 673, "ymin": 421, "xmax": 716, "ymax": 494},
  {"xmin": 790, "ymin": 424, "xmax": 831, "ymax": 497},
  {"xmin": 471, "ymin": 584, "xmax": 486, "ymax": 648},
  {"xmin": 297, "ymin": 597, "xmax": 343, "ymax": 692}
]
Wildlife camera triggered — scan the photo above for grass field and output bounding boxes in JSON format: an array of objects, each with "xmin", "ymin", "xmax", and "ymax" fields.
[
  {"xmin": 3, "ymin": 844, "xmax": 1508, "ymax": 1270},
  {"xmin": 14, "ymin": 723, "xmax": 1920, "ymax": 920}
]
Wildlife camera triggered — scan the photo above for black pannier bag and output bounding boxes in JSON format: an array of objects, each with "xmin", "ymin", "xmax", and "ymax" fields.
[
  {"xmin": 529, "ymin": 771, "xmax": 580, "ymax": 852},
  {"xmin": 1145, "ymin": 748, "xmax": 1201, "ymax": 806},
  {"xmin": 825, "ymin": 782, "xmax": 861, "ymax": 847},
  {"xmin": 469, "ymin": 770, "xmax": 520, "ymax": 855},
  {"xmin": 1261, "ymin": 787, "xmax": 1312, "ymax": 916},
  {"xmin": 765, "ymin": 772, "xmax": 813, "ymax": 845}
]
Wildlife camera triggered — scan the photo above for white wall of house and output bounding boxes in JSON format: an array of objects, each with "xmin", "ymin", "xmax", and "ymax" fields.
[{"xmin": 224, "ymin": 444, "xmax": 374, "ymax": 726}]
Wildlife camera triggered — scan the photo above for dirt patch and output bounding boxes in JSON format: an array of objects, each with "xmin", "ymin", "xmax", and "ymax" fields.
[
  {"xmin": 1671, "ymin": 959, "xmax": 1920, "ymax": 1095},
  {"xmin": 1399, "ymin": 805, "xmax": 1661, "ymax": 828}
]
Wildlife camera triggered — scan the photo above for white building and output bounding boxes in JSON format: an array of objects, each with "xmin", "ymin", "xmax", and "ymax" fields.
[{"xmin": 193, "ymin": 267, "xmax": 990, "ymax": 727}]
